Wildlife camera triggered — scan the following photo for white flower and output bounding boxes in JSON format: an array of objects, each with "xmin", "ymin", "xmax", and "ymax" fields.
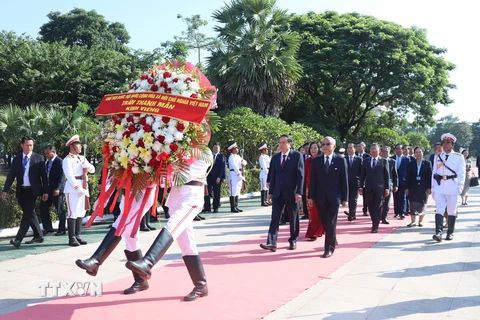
[
  {"xmin": 189, "ymin": 82, "xmax": 200, "ymax": 91},
  {"xmin": 144, "ymin": 165, "xmax": 152, "ymax": 173},
  {"xmin": 145, "ymin": 116, "xmax": 154, "ymax": 125},
  {"xmin": 174, "ymin": 131, "xmax": 184, "ymax": 141},
  {"xmin": 142, "ymin": 154, "xmax": 152, "ymax": 164},
  {"xmin": 131, "ymin": 166, "xmax": 139, "ymax": 174},
  {"xmin": 175, "ymin": 82, "xmax": 187, "ymax": 92},
  {"xmin": 167, "ymin": 125, "xmax": 178, "ymax": 135},
  {"xmin": 139, "ymin": 80, "xmax": 149, "ymax": 90},
  {"xmin": 164, "ymin": 134, "xmax": 174, "ymax": 144},
  {"xmin": 163, "ymin": 145, "xmax": 171, "ymax": 154},
  {"xmin": 152, "ymin": 121, "xmax": 162, "ymax": 131},
  {"xmin": 152, "ymin": 141, "xmax": 163, "ymax": 152},
  {"xmin": 154, "ymin": 129, "xmax": 163, "ymax": 138},
  {"xmin": 168, "ymin": 118, "xmax": 178, "ymax": 126}
]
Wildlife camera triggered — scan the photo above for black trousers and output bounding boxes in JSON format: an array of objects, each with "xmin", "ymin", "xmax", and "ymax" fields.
[
  {"xmin": 301, "ymin": 191, "xmax": 308, "ymax": 217},
  {"xmin": 40, "ymin": 193, "xmax": 66, "ymax": 231},
  {"xmin": 382, "ymin": 190, "xmax": 392, "ymax": 221},
  {"xmin": 316, "ymin": 198, "xmax": 339, "ymax": 252},
  {"xmin": 205, "ymin": 180, "xmax": 221, "ymax": 211},
  {"xmin": 16, "ymin": 188, "xmax": 43, "ymax": 240},
  {"xmin": 348, "ymin": 185, "xmax": 359, "ymax": 217},
  {"xmin": 393, "ymin": 184, "xmax": 407, "ymax": 216},
  {"xmin": 362, "ymin": 192, "xmax": 368, "ymax": 214},
  {"xmin": 267, "ymin": 192, "xmax": 299, "ymax": 245},
  {"xmin": 366, "ymin": 190, "xmax": 384, "ymax": 230}
]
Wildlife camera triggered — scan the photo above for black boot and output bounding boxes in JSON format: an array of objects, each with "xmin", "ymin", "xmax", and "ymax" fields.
[
  {"xmin": 261, "ymin": 191, "xmax": 267, "ymax": 206},
  {"xmin": 230, "ymin": 196, "xmax": 239, "ymax": 213},
  {"xmin": 140, "ymin": 213, "xmax": 150, "ymax": 232},
  {"xmin": 75, "ymin": 227, "xmax": 122, "ymax": 276},
  {"xmin": 183, "ymin": 255, "xmax": 208, "ymax": 301},
  {"xmin": 145, "ymin": 213, "xmax": 156, "ymax": 231},
  {"xmin": 235, "ymin": 196, "xmax": 243, "ymax": 212},
  {"xmin": 125, "ymin": 228, "xmax": 174, "ymax": 280},
  {"xmin": 68, "ymin": 219, "xmax": 80, "ymax": 247},
  {"xmin": 432, "ymin": 214, "xmax": 443, "ymax": 242},
  {"xmin": 164, "ymin": 206, "xmax": 170, "ymax": 219},
  {"xmin": 124, "ymin": 250, "xmax": 149, "ymax": 294},
  {"xmin": 263, "ymin": 190, "xmax": 270, "ymax": 206},
  {"xmin": 75, "ymin": 217, "xmax": 87, "ymax": 245},
  {"xmin": 446, "ymin": 216, "xmax": 457, "ymax": 241}
]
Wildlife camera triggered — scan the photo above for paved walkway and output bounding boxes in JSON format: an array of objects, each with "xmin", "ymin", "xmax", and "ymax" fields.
[{"xmin": 1, "ymin": 187, "xmax": 479, "ymax": 319}]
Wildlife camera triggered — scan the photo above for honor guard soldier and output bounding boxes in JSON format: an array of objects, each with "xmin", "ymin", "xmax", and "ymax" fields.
[
  {"xmin": 258, "ymin": 144, "xmax": 271, "ymax": 206},
  {"xmin": 431, "ymin": 133, "xmax": 466, "ymax": 242},
  {"xmin": 227, "ymin": 142, "xmax": 247, "ymax": 212},
  {"xmin": 63, "ymin": 135, "xmax": 96, "ymax": 246}
]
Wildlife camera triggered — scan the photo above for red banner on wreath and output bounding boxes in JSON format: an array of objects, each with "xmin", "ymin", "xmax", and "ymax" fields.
[{"xmin": 96, "ymin": 92, "xmax": 211, "ymax": 124}]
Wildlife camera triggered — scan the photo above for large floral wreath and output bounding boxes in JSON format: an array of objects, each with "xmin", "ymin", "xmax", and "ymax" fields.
[{"xmin": 87, "ymin": 60, "xmax": 217, "ymax": 237}]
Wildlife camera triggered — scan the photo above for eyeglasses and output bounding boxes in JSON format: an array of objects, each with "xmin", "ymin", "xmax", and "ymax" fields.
[{"xmin": 322, "ymin": 143, "xmax": 331, "ymax": 146}]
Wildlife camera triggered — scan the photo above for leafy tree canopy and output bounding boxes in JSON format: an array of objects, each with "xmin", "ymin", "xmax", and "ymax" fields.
[
  {"xmin": 39, "ymin": 8, "xmax": 130, "ymax": 53},
  {"xmin": 289, "ymin": 11, "xmax": 456, "ymax": 141},
  {"xmin": 429, "ymin": 114, "xmax": 473, "ymax": 150}
]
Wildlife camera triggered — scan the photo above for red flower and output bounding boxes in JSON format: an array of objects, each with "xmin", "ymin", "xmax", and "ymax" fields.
[
  {"xmin": 170, "ymin": 143, "xmax": 179, "ymax": 152},
  {"xmin": 143, "ymin": 124, "xmax": 152, "ymax": 132},
  {"xmin": 140, "ymin": 74, "xmax": 148, "ymax": 80},
  {"xmin": 128, "ymin": 124, "xmax": 136, "ymax": 133},
  {"xmin": 139, "ymin": 117, "xmax": 147, "ymax": 125},
  {"xmin": 160, "ymin": 81, "xmax": 168, "ymax": 88},
  {"xmin": 118, "ymin": 114, "xmax": 125, "ymax": 119},
  {"xmin": 130, "ymin": 83, "xmax": 136, "ymax": 89},
  {"xmin": 122, "ymin": 131, "xmax": 131, "ymax": 138},
  {"xmin": 190, "ymin": 93, "xmax": 197, "ymax": 98},
  {"xmin": 137, "ymin": 139, "xmax": 145, "ymax": 147},
  {"xmin": 172, "ymin": 78, "xmax": 178, "ymax": 83},
  {"xmin": 147, "ymin": 78, "xmax": 154, "ymax": 84},
  {"xmin": 126, "ymin": 115, "xmax": 134, "ymax": 123},
  {"xmin": 163, "ymin": 71, "xmax": 172, "ymax": 78},
  {"xmin": 162, "ymin": 117, "xmax": 170, "ymax": 124},
  {"xmin": 112, "ymin": 146, "xmax": 118, "ymax": 153},
  {"xmin": 133, "ymin": 113, "xmax": 141, "ymax": 117},
  {"xmin": 159, "ymin": 152, "xmax": 170, "ymax": 161},
  {"xmin": 114, "ymin": 118, "xmax": 121, "ymax": 125},
  {"xmin": 177, "ymin": 123, "xmax": 185, "ymax": 131},
  {"xmin": 151, "ymin": 151, "xmax": 158, "ymax": 159},
  {"xmin": 156, "ymin": 135, "xmax": 165, "ymax": 143},
  {"xmin": 165, "ymin": 87, "xmax": 172, "ymax": 93},
  {"xmin": 148, "ymin": 158, "xmax": 157, "ymax": 167},
  {"xmin": 150, "ymin": 84, "xmax": 159, "ymax": 91},
  {"xmin": 185, "ymin": 77, "xmax": 193, "ymax": 83}
]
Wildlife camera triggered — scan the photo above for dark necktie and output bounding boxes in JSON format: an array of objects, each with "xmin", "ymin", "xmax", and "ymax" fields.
[
  {"xmin": 445, "ymin": 154, "xmax": 449, "ymax": 160},
  {"xmin": 23, "ymin": 155, "xmax": 29, "ymax": 171},
  {"xmin": 47, "ymin": 160, "xmax": 52, "ymax": 176},
  {"xmin": 372, "ymin": 158, "xmax": 377, "ymax": 170},
  {"xmin": 281, "ymin": 154, "xmax": 286, "ymax": 168},
  {"xmin": 325, "ymin": 156, "xmax": 330, "ymax": 173},
  {"xmin": 349, "ymin": 157, "xmax": 353, "ymax": 167}
]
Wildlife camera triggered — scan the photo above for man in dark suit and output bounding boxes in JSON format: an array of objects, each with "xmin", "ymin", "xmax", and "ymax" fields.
[
  {"xmin": 40, "ymin": 145, "xmax": 66, "ymax": 236},
  {"xmin": 381, "ymin": 146, "xmax": 398, "ymax": 224},
  {"xmin": 345, "ymin": 143, "xmax": 362, "ymax": 221},
  {"xmin": 308, "ymin": 137, "xmax": 348, "ymax": 258},
  {"xmin": 301, "ymin": 142, "xmax": 310, "ymax": 219},
  {"xmin": 2, "ymin": 136, "xmax": 48, "ymax": 248},
  {"xmin": 203, "ymin": 142, "xmax": 226, "ymax": 214},
  {"xmin": 356, "ymin": 142, "xmax": 371, "ymax": 216},
  {"xmin": 260, "ymin": 135, "xmax": 304, "ymax": 252},
  {"xmin": 429, "ymin": 142, "xmax": 442, "ymax": 167},
  {"xmin": 391, "ymin": 144, "xmax": 410, "ymax": 219},
  {"xmin": 359, "ymin": 143, "xmax": 390, "ymax": 233}
]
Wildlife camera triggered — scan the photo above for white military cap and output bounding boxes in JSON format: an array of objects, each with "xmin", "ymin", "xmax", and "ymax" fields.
[
  {"xmin": 66, "ymin": 134, "xmax": 81, "ymax": 147},
  {"xmin": 339, "ymin": 148, "xmax": 345, "ymax": 153},
  {"xmin": 441, "ymin": 133, "xmax": 457, "ymax": 143},
  {"xmin": 228, "ymin": 142, "xmax": 238, "ymax": 151},
  {"xmin": 258, "ymin": 143, "xmax": 268, "ymax": 151}
]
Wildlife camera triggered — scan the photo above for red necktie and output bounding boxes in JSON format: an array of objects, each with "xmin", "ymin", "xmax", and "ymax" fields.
[{"xmin": 281, "ymin": 154, "xmax": 286, "ymax": 168}]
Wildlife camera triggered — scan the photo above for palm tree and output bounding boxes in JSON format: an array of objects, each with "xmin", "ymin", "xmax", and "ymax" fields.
[{"xmin": 207, "ymin": 0, "xmax": 302, "ymax": 117}]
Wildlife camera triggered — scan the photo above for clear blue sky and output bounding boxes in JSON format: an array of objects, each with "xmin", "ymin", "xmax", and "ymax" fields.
[{"xmin": 1, "ymin": 0, "xmax": 477, "ymax": 123}]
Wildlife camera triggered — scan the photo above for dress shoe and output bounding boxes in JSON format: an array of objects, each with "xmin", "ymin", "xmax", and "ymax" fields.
[
  {"xmin": 193, "ymin": 215, "xmax": 202, "ymax": 221},
  {"xmin": 363, "ymin": 212, "xmax": 369, "ymax": 216},
  {"xmin": 288, "ymin": 242, "xmax": 297, "ymax": 250},
  {"xmin": 322, "ymin": 251, "xmax": 333, "ymax": 258},
  {"xmin": 300, "ymin": 215, "xmax": 309, "ymax": 220},
  {"xmin": 344, "ymin": 211, "xmax": 349, "ymax": 216},
  {"xmin": 213, "ymin": 209, "xmax": 219, "ymax": 213},
  {"xmin": 259, "ymin": 244, "xmax": 277, "ymax": 252},
  {"xmin": 348, "ymin": 216, "xmax": 356, "ymax": 221},
  {"xmin": 399, "ymin": 215, "xmax": 405, "ymax": 219},
  {"xmin": 140, "ymin": 227, "xmax": 151, "ymax": 231},
  {"xmin": 10, "ymin": 239, "xmax": 21, "ymax": 249},
  {"xmin": 201, "ymin": 209, "xmax": 211, "ymax": 213},
  {"xmin": 381, "ymin": 219, "xmax": 390, "ymax": 224},
  {"xmin": 55, "ymin": 230, "xmax": 66, "ymax": 236},
  {"xmin": 371, "ymin": 229, "xmax": 378, "ymax": 233},
  {"xmin": 279, "ymin": 220, "xmax": 286, "ymax": 225},
  {"xmin": 197, "ymin": 214, "xmax": 206, "ymax": 220},
  {"xmin": 308, "ymin": 236, "xmax": 317, "ymax": 241},
  {"xmin": 25, "ymin": 237, "xmax": 44, "ymax": 244},
  {"xmin": 43, "ymin": 229, "xmax": 55, "ymax": 234}
]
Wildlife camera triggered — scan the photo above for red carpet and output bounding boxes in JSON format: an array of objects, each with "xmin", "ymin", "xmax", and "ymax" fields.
[{"xmin": 2, "ymin": 206, "xmax": 411, "ymax": 320}]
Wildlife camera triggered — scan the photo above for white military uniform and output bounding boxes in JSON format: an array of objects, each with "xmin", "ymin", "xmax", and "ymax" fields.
[
  {"xmin": 431, "ymin": 151, "xmax": 466, "ymax": 216},
  {"xmin": 259, "ymin": 153, "xmax": 271, "ymax": 191},
  {"xmin": 164, "ymin": 149, "xmax": 213, "ymax": 256},
  {"xmin": 63, "ymin": 153, "xmax": 95, "ymax": 218},
  {"xmin": 228, "ymin": 154, "xmax": 246, "ymax": 197}
]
